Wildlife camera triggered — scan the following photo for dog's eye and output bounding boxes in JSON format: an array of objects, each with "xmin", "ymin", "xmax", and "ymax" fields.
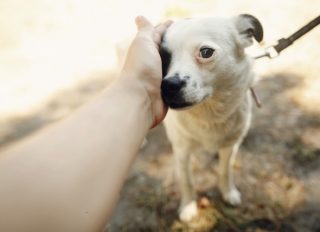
[{"xmin": 199, "ymin": 47, "xmax": 214, "ymax": 58}]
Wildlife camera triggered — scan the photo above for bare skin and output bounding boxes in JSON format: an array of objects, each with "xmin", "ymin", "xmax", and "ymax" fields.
[{"xmin": 0, "ymin": 16, "xmax": 171, "ymax": 232}]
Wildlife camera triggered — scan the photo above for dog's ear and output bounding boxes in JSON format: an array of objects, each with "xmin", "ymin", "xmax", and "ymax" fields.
[{"xmin": 234, "ymin": 14, "xmax": 263, "ymax": 47}]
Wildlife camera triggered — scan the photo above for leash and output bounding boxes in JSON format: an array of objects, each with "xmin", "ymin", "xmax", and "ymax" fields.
[
  {"xmin": 254, "ymin": 15, "xmax": 320, "ymax": 59},
  {"xmin": 250, "ymin": 15, "xmax": 320, "ymax": 108}
]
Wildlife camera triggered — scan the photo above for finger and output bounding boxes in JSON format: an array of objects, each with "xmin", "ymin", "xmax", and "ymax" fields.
[
  {"xmin": 153, "ymin": 20, "xmax": 173, "ymax": 44},
  {"xmin": 155, "ymin": 20, "xmax": 173, "ymax": 37},
  {"xmin": 135, "ymin": 15, "xmax": 153, "ymax": 34},
  {"xmin": 150, "ymin": 100, "xmax": 168, "ymax": 129}
]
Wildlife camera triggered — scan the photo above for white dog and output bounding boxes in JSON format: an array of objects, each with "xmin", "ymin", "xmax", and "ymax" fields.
[{"xmin": 160, "ymin": 14, "xmax": 263, "ymax": 221}]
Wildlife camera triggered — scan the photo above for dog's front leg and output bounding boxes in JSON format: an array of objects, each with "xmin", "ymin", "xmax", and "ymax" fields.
[
  {"xmin": 174, "ymin": 148, "xmax": 198, "ymax": 221},
  {"xmin": 218, "ymin": 144, "xmax": 242, "ymax": 205}
]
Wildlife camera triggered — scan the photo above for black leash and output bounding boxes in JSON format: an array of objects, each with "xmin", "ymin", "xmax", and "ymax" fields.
[
  {"xmin": 255, "ymin": 15, "xmax": 320, "ymax": 59},
  {"xmin": 251, "ymin": 15, "xmax": 320, "ymax": 108}
]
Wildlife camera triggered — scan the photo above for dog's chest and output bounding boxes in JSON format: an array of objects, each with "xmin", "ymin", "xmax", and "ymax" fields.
[
  {"xmin": 165, "ymin": 106, "xmax": 247, "ymax": 152},
  {"xmin": 185, "ymin": 119, "xmax": 231, "ymax": 151}
]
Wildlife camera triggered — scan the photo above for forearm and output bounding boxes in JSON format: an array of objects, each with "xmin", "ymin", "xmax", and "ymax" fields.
[{"xmin": 0, "ymin": 80, "xmax": 151, "ymax": 231}]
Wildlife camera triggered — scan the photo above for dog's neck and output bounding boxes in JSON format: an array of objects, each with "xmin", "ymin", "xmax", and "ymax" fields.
[{"xmin": 181, "ymin": 69, "xmax": 253, "ymax": 124}]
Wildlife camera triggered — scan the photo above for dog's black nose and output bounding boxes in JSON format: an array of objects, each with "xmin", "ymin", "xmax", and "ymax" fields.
[
  {"xmin": 161, "ymin": 76, "xmax": 186, "ymax": 93},
  {"xmin": 161, "ymin": 76, "xmax": 192, "ymax": 109}
]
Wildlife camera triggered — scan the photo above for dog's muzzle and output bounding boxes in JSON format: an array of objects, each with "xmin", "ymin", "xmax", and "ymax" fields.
[{"xmin": 161, "ymin": 76, "xmax": 193, "ymax": 109}]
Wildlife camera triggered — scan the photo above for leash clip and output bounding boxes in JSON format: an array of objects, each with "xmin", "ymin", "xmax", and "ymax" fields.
[
  {"xmin": 254, "ymin": 46, "xmax": 279, "ymax": 60},
  {"xmin": 265, "ymin": 46, "xmax": 279, "ymax": 59}
]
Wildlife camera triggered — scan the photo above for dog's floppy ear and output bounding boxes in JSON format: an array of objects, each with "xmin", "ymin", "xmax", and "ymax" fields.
[{"xmin": 234, "ymin": 14, "xmax": 263, "ymax": 47}]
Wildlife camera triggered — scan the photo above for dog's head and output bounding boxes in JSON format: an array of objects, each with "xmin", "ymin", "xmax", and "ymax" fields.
[{"xmin": 160, "ymin": 14, "xmax": 263, "ymax": 109}]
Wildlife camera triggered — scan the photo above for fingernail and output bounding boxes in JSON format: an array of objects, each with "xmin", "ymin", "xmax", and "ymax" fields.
[{"xmin": 135, "ymin": 15, "xmax": 146, "ymax": 28}]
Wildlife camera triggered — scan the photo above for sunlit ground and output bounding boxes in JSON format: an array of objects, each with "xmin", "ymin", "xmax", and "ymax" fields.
[{"xmin": 1, "ymin": 0, "xmax": 320, "ymax": 231}]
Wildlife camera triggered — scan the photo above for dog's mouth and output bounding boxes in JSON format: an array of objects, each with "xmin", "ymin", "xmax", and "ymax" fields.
[
  {"xmin": 162, "ymin": 94, "xmax": 194, "ymax": 110},
  {"xmin": 166, "ymin": 101, "xmax": 194, "ymax": 109},
  {"xmin": 162, "ymin": 90, "xmax": 212, "ymax": 110}
]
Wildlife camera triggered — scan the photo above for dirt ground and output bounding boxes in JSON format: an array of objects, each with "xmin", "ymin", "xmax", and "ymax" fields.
[
  {"xmin": 1, "ymin": 1, "xmax": 320, "ymax": 231},
  {"xmin": 106, "ymin": 72, "xmax": 320, "ymax": 232}
]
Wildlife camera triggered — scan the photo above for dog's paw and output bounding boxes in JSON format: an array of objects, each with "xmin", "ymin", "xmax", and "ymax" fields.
[
  {"xmin": 222, "ymin": 188, "xmax": 242, "ymax": 206},
  {"xmin": 179, "ymin": 201, "xmax": 198, "ymax": 222}
]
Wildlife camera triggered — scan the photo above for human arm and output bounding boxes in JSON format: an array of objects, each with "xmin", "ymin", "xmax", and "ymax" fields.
[{"xmin": 0, "ymin": 16, "xmax": 171, "ymax": 232}]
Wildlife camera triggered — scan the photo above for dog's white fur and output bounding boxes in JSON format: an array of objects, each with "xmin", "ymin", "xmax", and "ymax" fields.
[{"xmin": 161, "ymin": 15, "xmax": 262, "ymax": 221}]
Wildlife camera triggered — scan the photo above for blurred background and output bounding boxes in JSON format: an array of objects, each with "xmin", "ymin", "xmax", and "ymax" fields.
[{"xmin": 1, "ymin": 0, "xmax": 319, "ymax": 231}]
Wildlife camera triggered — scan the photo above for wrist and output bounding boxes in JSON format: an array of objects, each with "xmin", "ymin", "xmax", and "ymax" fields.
[{"xmin": 108, "ymin": 74, "xmax": 154, "ymax": 130}]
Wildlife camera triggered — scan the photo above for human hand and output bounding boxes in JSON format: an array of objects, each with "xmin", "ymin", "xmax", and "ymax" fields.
[{"xmin": 120, "ymin": 16, "xmax": 172, "ymax": 128}]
